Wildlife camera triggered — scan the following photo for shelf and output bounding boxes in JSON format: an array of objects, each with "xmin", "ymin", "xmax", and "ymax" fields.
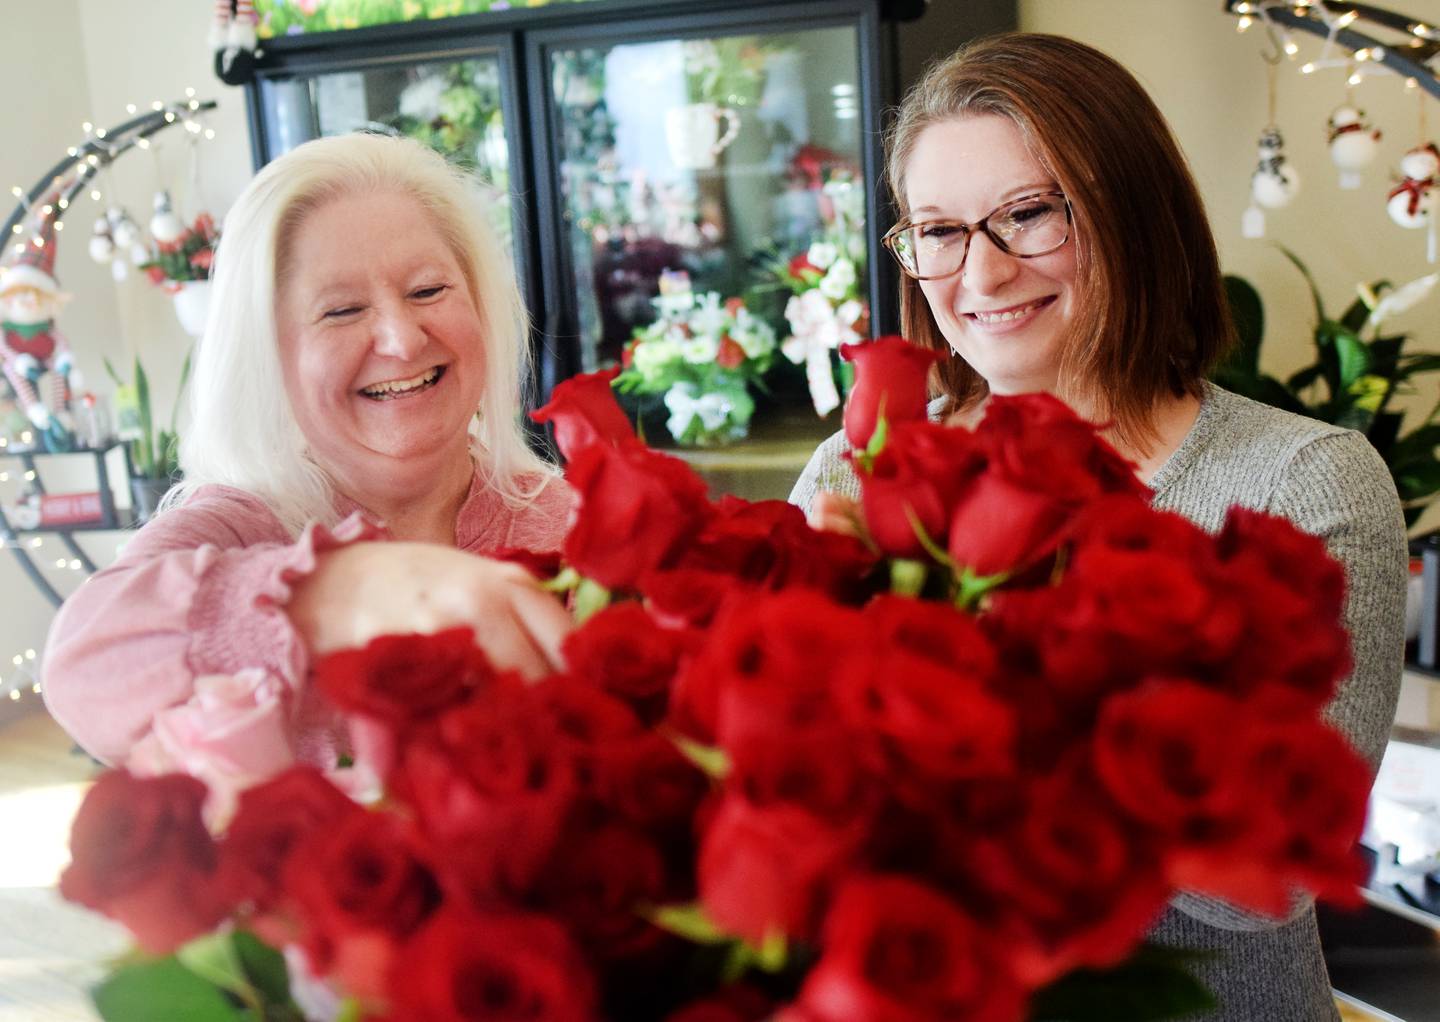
[
  {"xmin": 1327, "ymin": 945, "xmax": 1440, "ymax": 1022},
  {"xmin": 10, "ymin": 509, "xmax": 138, "ymax": 535},
  {"xmin": 1406, "ymin": 662, "xmax": 1440, "ymax": 681},
  {"xmin": 0, "ymin": 441, "xmax": 124, "ymax": 460},
  {"xmin": 1362, "ymin": 881, "xmax": 1440, "ymax": 933}
]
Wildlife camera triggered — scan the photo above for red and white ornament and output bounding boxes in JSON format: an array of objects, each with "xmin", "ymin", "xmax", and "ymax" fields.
[
  {"xmin": 1327, "ymin": 105, "xmax": 1381, "ymax": 190},
  {"xmin": 1386, "ymin": 144, "xmax": 1438, "ymax": 229}
]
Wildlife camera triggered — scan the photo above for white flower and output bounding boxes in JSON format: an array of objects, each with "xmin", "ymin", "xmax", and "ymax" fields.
[
  {"xmin": 1362, "ymin": 273, "xmax": 1438, "ymax": 332},
  {"xmin": 806, "ymin": 241, "xmax": 838, "ymax": 270},
  {"xmin": 837, "ymin": 298, "xmax": 865, "ymax": 327},
  {"xmin": 819, "ymin": 258, "xmax": 856, "ymax": 301},
  {"xmin": 632, "ymin": 337, "xmax": 682, "ymax": 382},
  {"xmin": 681, "ymin": 333, "xmax": 721, "ymax": 364},
  {"xmin": 398, "ymin": 75, "xmax": 446, "ymax": 122},
  {"xmin": 688, "ymin": 292, "xmax": 728, "ymax": 339},
  {"xmin": 731, "ymin": 309, "xmax": 777, "ymax": 357}
]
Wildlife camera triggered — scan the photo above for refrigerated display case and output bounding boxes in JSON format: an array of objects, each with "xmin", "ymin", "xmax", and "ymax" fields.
[{"xmin": 243, "ymin": 0, "xmax": 928, "ymax": 442}]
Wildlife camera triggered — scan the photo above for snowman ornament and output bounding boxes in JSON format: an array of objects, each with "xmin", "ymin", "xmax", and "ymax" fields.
[
  {"xmin": 1243, "ymin": 127, "xmax": 1300, "ymax": 238},
  {"xmin": 1387, "ymin": 143, "xmax": 1440, "ymax": 261},
  {"xmin": 1327, "ymin": 105, "xmax": 1381, "ymax": 190}
]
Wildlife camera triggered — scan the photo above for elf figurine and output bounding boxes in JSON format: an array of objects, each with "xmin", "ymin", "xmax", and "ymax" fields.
[{"xmin": 1, "ymin": 223, "xmax": 77, "ymax": 452}]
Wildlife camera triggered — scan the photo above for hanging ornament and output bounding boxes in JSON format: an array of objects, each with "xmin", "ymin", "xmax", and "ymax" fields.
[
  {"xmin": 87, "ymin": 217, "xmax": 115, "ymax": 264},
  {"xmin": 107, "ymin": 207, "xmax": 141, "ymax": 249},
  {"xmin": 1327, "ymin": 105, "xmax": 1381, "ymax": 190},
  {"xmin": 149, "ymin": 190, "xmax": 185, "ymax": 244},
  {"xmin": 1387, "ymin": 94, "xmax": 1439, "ymax": 262},
  {"xmin": 211, "ymin": 0, "xmax": 259, "ymax": 86},
  {"xmin": 1242, "ymin": 55, "xmax": 1297, "ymax": 239}
]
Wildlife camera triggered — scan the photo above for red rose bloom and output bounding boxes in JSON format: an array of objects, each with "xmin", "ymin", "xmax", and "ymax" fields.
[
  {"xmin": 313, "ymin": 626, "xmax": 496, "ymax": 729},
  {"xmin": 665, "ymin": 986, "xmax": 774, "ymax": 1022},
  {"xmin": 790, "ymin": 874, "xmax": 1027, "ymax": 1022},
  {"xmin": 388, "ymin": 907, "xmax": 598, "ymax": 1022},
  {"xmin": 563, "ymin": 602, "xmax": 693, "ymax": 722},
  {"xmin": 840, "ymin": 337, "xmax": 941, "ymax": 450},
  {"xmin": 533, "ymin": 822, "xmax": 669, "ymax": 960},
  {"xmin": 858, "ymin": 420, "xmax": 982, "ymax": 557},
  {"xmin": 219, "ymin": 765, "xmax": 360, "ymax": 911},
  {"xmin": 699, "ymin": 795, "xmax": 862, "ymax": 944},
  {"xmin": 60, "ymin": 771, "xmax": 231, "ymax": 954},
  {"xmin": 285, "ymin": 811, "xmax": 442, "ymax": 996},
  {"xmin": 530, "ymin": 366, "xmax": 635, "ymax": 461},
  {"xmin": 947, "ymin": 394, "xmax": 1147, "ymax": 576},
  {"xmin": 564, "ymin": 441, "xmax": 713, "ymax": 590}
]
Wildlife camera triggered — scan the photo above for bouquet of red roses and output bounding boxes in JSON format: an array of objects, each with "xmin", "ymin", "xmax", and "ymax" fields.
[{"xmin": 62, "ymin": 337, "xmax": 1371, "ymax": 1021}]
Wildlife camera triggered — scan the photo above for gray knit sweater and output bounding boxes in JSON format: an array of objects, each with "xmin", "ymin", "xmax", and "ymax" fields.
[{"xmin": 789, "ymin": 383, "xmax": 1408, "ymax": 1021}]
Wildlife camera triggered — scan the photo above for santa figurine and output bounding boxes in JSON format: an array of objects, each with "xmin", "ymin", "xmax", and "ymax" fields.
[
  {"xmin": 1, "ymin": 219, "xmax": 77, "ymax": 452},
  {"xmin": 1327, "ymin": 105, "xmax": 1381, "ymax": 190}
]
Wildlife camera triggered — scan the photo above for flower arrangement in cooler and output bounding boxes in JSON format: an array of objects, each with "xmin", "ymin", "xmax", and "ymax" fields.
[
  {"xmin": 61, "ymin": 338, "xmax": 1371, "ymax": 1021},
  {"xmin": 773, "ymin": 174, "xmax": 869, "ymax": 418},
  {"xmin": 614, "ymin": 269, "xmax": 777, "ymax": 446},
  {"xmin": 139, "ymin": 213, "xmax": 218, "ymax": 292}
]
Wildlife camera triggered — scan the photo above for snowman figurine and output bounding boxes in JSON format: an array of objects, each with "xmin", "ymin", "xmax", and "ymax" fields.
[
  {"xmin": 1327, "ymin": 105, "xmax": 1381, "ymax": 190},
  {"xmin": 1243, "ymin": 127, "xmax": 1301, "ymax": 238},
  {"xmin": 1386, "ymin": 144, "xmax": 1439, "ymax": 229}
]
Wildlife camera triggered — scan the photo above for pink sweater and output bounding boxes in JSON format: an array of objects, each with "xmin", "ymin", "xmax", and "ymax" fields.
[{"xmin": 43, "ymin": 470, "xmax": 574, "ymax": 765}]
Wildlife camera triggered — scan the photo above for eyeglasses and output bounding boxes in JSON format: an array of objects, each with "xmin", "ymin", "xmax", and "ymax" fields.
[{"xmin": 882, "ymin": 191, "xmax": 1072, "ymax": 281}]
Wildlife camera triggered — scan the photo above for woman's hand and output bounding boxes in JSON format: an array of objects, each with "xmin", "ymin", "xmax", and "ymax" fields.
[
  {"xmin": 807, "ymin": 491, "xmax": 864, "ymax": 539},
  {"xmin": 286, "ymin": 542, "xmax": 572, "ymax": 679}
]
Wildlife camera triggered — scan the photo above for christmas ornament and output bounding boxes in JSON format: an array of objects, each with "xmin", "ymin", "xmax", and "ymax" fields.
[
  {"xmin": 1386, "ymin": 144, "xmax": 1438, "ymax": 229},
  {"xmin": 108, "ymin": 207, "xmax": 141, "ymax": 249},
  {"xmin": 0, "ymin": 211, "xmax": 77, "ymax": 452},
  {"xmin": 149, "ymin": 191, "xmax": 186, "ymax": 245},
  {"xmin": 1244, "ymin": 127, "xmax": 1300, "ymax": 238},
  {"xmin": 210, "ymin": 0, "xmax": 258, "ymax": 86},
  {"xmin": 87, "ymin": 217, "xmax": 115, "ymax": 264},
  {"xmin": 1327, "ymin": 104, "xmax": 1381, "ymax": 190}
]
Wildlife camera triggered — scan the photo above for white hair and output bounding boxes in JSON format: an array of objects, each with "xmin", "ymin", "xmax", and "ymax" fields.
[{"xmin": 168, "ymin": 132, "xmax": 554, "ymax": 535}]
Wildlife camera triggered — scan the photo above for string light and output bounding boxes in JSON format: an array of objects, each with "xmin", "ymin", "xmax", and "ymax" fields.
[
  {"xmin": 163, "ymin": 112, "xmax": 176, "ymax": 123},
  {"xmin": 1301, "ymin": 61, "xmax": 1317, "ymax": 73},
  {"xmin": 56, "ymin": 197, "xmax": 67, "ymax": 210},
  {"xmin": 151, "ymin": 100, "xmax": 164, "ymax": 111},
  {"xmin": 94, "ymin": 128, "xmax": 106, "ymax": 139},
  {"xmin": 125, "ymin": 103, "xmax": 137, "ymax": 114},
  {"xmin": 52, "ymin": 221, "xmax": 63, "ymax": 232},
  {"xmin": 89, "ymin": 189, "xmax": 101, "ymax": 201},
  {"xmin": 8, "ymin": 186, "xmax": 20, "ymax": 198},
  {"xmin": 1284, "ymin": 40, "xmax": 1299, "ymax": 56},
  {"xmin": 81, "ymin": 121, "xmax": 92, "ymax": 133},
  {"xmin": 136, "ymin": 138, "xmax": 150, "ymax": 150},
  {"xmin": 1336, "ymin": 10, "xmax": 1358, "ymax": 28},
  {"xmin": 1238, "ymin": 14, "xmax": 1254, "ymax": 32}
]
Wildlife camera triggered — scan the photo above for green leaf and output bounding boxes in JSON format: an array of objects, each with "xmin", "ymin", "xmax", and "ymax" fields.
[
  {"xmin": 232, "ymin": 930, "xmax": 291, "ymax": 1008},
  {"xmin": 1276, "ymin": 244, "xmax": 1326, "ymax": 323},
  {"xmin": 864, "ymin": 409, "xmax": 889, "ymax": 460},
  {"xmin": 1331, "ymin": 328, "xmax": 1371, "ymax": 388},
  {"xmin": 954, "ymin": 566, "xmax": 1008, "ymax": 611},
  {"xmin": 573, "ymin": 577, "xmax": 611, "ymax": 624},
  {"xmin": 1219, "ymin": 275, "xmax": 1263, "ymax": 379},
  {"xmin": 93, "ymin": 956, "xmax": 246, "ymax": 1022},
  {"xmin": 647, "ymin": 902, "xmax": 733, "ymax": 946},
  {"xmin": 1029, "ymin": 946, "xmax": 1216, "ymax": 1022},
  {"xmin": 175, "ymin": 933, "xmax": 251, "ymax": 1002},
  {"xmin": 540, "ymin": 566, "xmax": 582, "ymax": 594},
  {"xmin": 665, "ymin": 731, "xmax": 730, "ymax": 779}
]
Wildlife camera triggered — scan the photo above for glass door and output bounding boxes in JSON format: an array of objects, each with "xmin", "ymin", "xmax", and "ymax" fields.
[
  {"xmin": 255, "ymin": 46, "xmax": 523, "ymax": 260},
  {"xmin": 533, "ymin": 10, "xmax": 876, "ymax": 436}
]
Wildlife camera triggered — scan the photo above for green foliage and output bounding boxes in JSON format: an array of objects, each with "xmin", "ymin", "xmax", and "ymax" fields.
[
  {"xmin": 93, "ymin": 931, "xmax": 302, "ymax": 1022},
  {"xmin": 1029, "ymin": 945, "xmax": 1217, "ymax": 1021},
  {"xmin": 253, "ymin": 0, "xmax": 597, "ymax": 37},
  {"xmin": 1217, "ymin": 246, "xmax": 1440, "ymax": 528},
  {"xmin": 104, "ymin": 353, "xmax": 190, "ymax": 482}
]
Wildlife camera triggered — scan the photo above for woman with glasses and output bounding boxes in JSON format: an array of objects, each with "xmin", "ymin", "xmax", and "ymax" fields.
[{"xmin": 791, "ymin": 33, "xmax": 1406, "ymax": 1022}]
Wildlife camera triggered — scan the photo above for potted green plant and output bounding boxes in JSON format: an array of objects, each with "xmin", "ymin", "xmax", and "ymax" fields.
[
  {"xmin": 1216, "ymin": 247, "xmax": 1440, "ymax": 529},
  {"xmin": 104, "ymin": 354, "xmax": 189, "ymax": 523}
]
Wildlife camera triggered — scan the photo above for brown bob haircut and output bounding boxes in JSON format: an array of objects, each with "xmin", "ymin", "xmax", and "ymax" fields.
[{"xmin": 885, "ymin": 33, "xmax": 1234, "ymax": 451}]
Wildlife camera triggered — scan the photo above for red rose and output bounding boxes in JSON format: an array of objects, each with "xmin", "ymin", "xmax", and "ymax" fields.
[
  {"xmin": 716, "ymin": 334, "xmax": 746, "ymax": 369},
  {"xmin": 1168, "ymin": 718, "xmax": 1371, "ymax": 916},
  {"xmin": 840, "ymin": 336, "xmax": 941, "ymax": 450},
  {"xmin": 313, "ymin": 626, "xmax": 496, "ymax": 729},
  {"xmin": 836, "ymin": 647, "xmax": 1015, "ymax": 786},
  {"xmin": 395, "ymin": 682, "xmax": 575, "ymax": 901},
  {"xmin": 1214, "ymin": 509, "xmax": 1351, "ymax": 708},
  {"xmin": 729, "ymin": 718, "xmax": 875, "ymax": 825},
  {"xmin": 642, "ymin": 567, "xmax": 748, "ymax": 629},
  {"xmin": 788, "ymin": 252, "xmax": 820, "ymax": 281},
  {"xmin": 789, "ymin": 874, "xmax": 1027, "ymax": 1022},
  {"xmin": 667, "ymin": 497, "xmax": 875, "ymax": 598},
  {"xmin": 858, "ymin": 421, "xmax": 982, "ymax": 557},
  {"xmin": 969, "ymin": 762, "xmax": 1169, "ymax": 986},
  {"xmin": 387, "ymin": 907, "xmax": 598, "ymax": 1022},
  {"xmin": 218, "ymin": 765, "xmax": 360, "ymax": 911},
  {"xmin": 60, "ymin": 771, "xmax": 231, "ymax": 954},
  {"xmin": 668, "ymin": 590, "xmax": 866, "ymax": 745},
  {"xmin": 564, "ymin": 441, "xmax": 713, "ymax": 590},
  {"xmin": 533, "ymin": 822, "xmax": 669, "ymax": 960},
  {"xmin": 563, "ymin": 602, "xmax": 693, "ymax": 722},
  {"xmin": 698, "ymin": 795, "xmax": 862, "ymax": 944},
  {"xmin": 1093, "ymin": 679, "xmax": 1247, "ymax": 836},
  {"xmin": 947, "ymin": 394, "xmax": 1147, "ymax": 576},
  {"xmin": 488, "ymin": 544, "xmax": 565, "ymax": 580},
  {"xmin": 862, "ymin": 593, "xmax": 998, "ymax": 679},
  {"xmin": 597, "ymin": 730, "xmax": 709, "ymax": 833},
  {"xmin": 285, "ymin": 811, "xmax": 441, "ymax": 996},
  {"xmin": 530, "ymin": 367, "xmax": 636, "ymax": 461}
]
